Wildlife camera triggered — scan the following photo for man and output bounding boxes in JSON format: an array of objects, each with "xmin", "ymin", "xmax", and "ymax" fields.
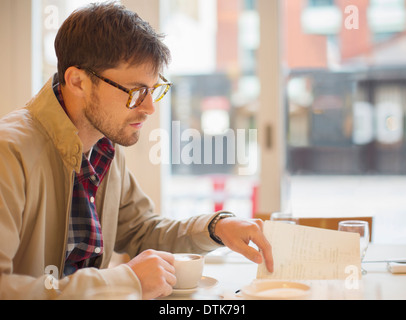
[{"xmin": 0, "ymin": 3, "xmax": 273, "ymax": 300}]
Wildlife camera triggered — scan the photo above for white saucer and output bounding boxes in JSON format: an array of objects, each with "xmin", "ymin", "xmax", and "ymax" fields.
[
  {"xmin": 241, "ymin": 280, "xmax": 311, "ymax": 300},
  {"xmin": 171, "ymin": 276, "xmax": 219, "ymax": 296}
]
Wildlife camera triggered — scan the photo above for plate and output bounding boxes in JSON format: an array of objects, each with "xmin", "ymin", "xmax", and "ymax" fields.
[
  {"xmin": 171, "ymin": 276, "xmax": 219, "ymax": 296},
  {"xmin": 241, "ymin": 280, "xmax": 311, "ymax": 300}
]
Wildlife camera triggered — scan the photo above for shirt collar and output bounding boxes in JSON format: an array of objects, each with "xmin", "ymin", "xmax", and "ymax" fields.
[{"xmin": 52, "ymin": 76, "xmax": 68, "ymax": 114}]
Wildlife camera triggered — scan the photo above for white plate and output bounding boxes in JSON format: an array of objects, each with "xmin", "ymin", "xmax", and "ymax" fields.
[
  {"xmin": 241, "ymin": 280, "xmax": 311, "ymax": 300},
  {"xmin": 171, "ymin": 276, "xmax": 219, "ymax": 296}
]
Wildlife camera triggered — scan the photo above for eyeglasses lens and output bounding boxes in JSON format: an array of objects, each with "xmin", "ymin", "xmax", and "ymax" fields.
[
  {"xmin": 129, "ymin": 90, "xmax": 146, "ymax": 109},
  {"xmin": 152, "ymin": 85, "xmax": 167, "ymax": 102},
  {"xmin": 129, "ymin": 85, "xmax": 169, "ymax": 109}
]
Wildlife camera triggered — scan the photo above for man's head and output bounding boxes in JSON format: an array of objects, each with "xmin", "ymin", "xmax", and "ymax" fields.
[
  {"xmin": 54, "ymin": 2, "xmax": 172, "ymax": 148},
  {"xmin": 55, "ymin": 2, "xmax": 171, "ymax": 86}
]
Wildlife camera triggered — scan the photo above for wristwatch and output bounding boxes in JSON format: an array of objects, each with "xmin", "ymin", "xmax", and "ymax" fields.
[{"xmin": 208, "ymin": 212, "xmax": 236, "ymax": 246}]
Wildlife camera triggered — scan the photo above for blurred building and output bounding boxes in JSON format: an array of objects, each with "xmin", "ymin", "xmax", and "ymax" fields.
[{"xmin": 284, "ymin": 0, "xmax": 406, "ymax": 174}]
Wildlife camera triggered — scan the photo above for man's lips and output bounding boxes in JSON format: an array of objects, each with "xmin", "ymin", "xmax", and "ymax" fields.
[
  {"xmin": 129, "ymin": 116, "xmax": 147, "ymax": 129},
  {"xmin": 130, "ymin": 122, "xmax": 144, "ymax": 129}
]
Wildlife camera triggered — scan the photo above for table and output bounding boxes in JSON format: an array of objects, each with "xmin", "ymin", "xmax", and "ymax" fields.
[{"xmin": 173, "ymin": 244, "xmax": 406, "ymax": 300}]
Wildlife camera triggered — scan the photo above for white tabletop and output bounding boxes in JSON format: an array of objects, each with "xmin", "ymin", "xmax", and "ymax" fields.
[{"xmin": 168, "ymin": 244, "xmax": 406, "ymax": 300}]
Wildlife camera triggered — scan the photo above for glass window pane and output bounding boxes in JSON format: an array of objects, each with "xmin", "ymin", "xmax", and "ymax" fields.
[
  {"xmin": 283, "ymin": 0, "xmax": 406, "ymax": 243},
  {"xmin": 33, "ymin": 0, "xmax": 116, "ymax": 88},
  {"xmin": 161, "ymin": 0, "xmax": 260, "ymax": 220}
]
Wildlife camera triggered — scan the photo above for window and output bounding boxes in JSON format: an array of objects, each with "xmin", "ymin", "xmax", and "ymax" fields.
[
  {"xmin": 32, "ymin": 0, "xmax": 112, "ymax": 93},
  {"xmin": 160, "ymin": 0, "xmax": 260, "ymax": 219},
  {"xmin": 282, "ymin": 0, "xmax": 406, "ymax": 243}
]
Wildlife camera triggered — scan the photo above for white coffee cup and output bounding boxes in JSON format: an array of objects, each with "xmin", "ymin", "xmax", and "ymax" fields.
[{"xmin": 173, "ymin": 254, "xmax": 204, "ymax": 289}]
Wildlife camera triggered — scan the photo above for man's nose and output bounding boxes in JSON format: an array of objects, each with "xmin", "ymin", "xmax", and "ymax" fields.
[{"xmin": 136, "ymin": 93, "xmax": 155, "ymax": 116}]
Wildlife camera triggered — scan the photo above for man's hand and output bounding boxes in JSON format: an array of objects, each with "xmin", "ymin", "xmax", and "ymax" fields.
[
  {"xmin": 214, "ymin": 218, "xmax": 274, "ymax": 273},
  {"xmin": 126, "ymin": 250, "xmax": 176, "ymax": 300}
]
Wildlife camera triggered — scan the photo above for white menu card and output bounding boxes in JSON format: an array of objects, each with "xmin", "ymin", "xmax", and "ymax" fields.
[{"xmin": 257, "ymin": 221, "xmax": 361, "ymax": 280}]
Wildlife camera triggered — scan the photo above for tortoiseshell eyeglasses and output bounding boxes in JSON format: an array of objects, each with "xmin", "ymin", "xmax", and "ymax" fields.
[{"xmin": 81, "ymin": 67, "xmax": 173, "ymax": 110}]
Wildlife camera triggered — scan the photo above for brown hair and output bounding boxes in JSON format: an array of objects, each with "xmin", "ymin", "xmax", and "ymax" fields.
[{"xmin": 54, "ymin": 2, "xmax": 171, "ymax": 85}]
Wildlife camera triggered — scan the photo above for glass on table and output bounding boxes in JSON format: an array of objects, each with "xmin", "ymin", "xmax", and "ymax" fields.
[
  {"xmin": 338, "ymin": 220, "xmax": 369, "ymax": 275},
  {"xmin": 270, "ymin": 212, "xmax": 298, "ymax": 225}
]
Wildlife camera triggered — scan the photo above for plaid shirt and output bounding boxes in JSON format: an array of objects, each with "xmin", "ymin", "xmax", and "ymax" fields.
[{"xmin": 53, "ymin": 80, "xmax": 115, "ymax": 276}]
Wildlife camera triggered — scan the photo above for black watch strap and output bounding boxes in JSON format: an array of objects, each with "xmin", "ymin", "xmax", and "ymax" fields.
[{"xmin": 208, "ymin": 212, "xmax": 235, "ymax": 245}]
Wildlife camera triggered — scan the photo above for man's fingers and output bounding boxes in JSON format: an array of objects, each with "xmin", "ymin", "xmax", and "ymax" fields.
[
  {"xmin": 250, "ymin": 228, "xmax": 274, "ymax": 273},
  {"xmin": 241, "ymin": 243, "xmax": 263, "ymax": 264},
  {"xmin": 260, "ymin": 242, "xmax": 274, "ymax": 273},
  {"xmin": 213, "ymin": 217, "xmax": 274, "ymax": 273},
  {"xmin": 127, "ymin": 250, "xmax": 178, "ymax": 299},
  {"xmin": 155, "ymin": 252, "xmax": 176, "ymax": 274},
  {"xmin": 154, "ymin": 251, "xmax": 178, "ymax": 289},
  {"xmin": 155, "ymin": 251, "xmax": 176, "ymax": 265},
  {"xmin": 164, "ymin": 268, "xmax": 177, "ymax": 288}
]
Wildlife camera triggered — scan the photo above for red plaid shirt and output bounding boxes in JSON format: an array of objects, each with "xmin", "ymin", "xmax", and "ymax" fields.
[{"xmin": 53, "ymin": 80, "xmax": 115, "ymax": 276}]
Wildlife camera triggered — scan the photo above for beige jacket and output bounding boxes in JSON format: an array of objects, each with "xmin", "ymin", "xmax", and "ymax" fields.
[{"xmin": 0, "ymin": 77, "xmax": 221, "ymax": 300}]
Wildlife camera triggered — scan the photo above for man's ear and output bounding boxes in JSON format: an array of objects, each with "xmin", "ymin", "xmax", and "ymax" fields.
[{"xmin": 64, "ymin": 66, "xmax": 88, "ymax": 97}]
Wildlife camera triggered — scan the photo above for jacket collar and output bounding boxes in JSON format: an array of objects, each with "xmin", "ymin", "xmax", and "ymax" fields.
[{"xmin": 26, "ymin": 75, "xmax": 83, "ymax": 173}]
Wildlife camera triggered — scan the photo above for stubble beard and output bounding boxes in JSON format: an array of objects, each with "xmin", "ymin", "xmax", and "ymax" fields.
[{"xmin": 84, "ymin": 90, "xmax": 142, "ymax": 147}]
